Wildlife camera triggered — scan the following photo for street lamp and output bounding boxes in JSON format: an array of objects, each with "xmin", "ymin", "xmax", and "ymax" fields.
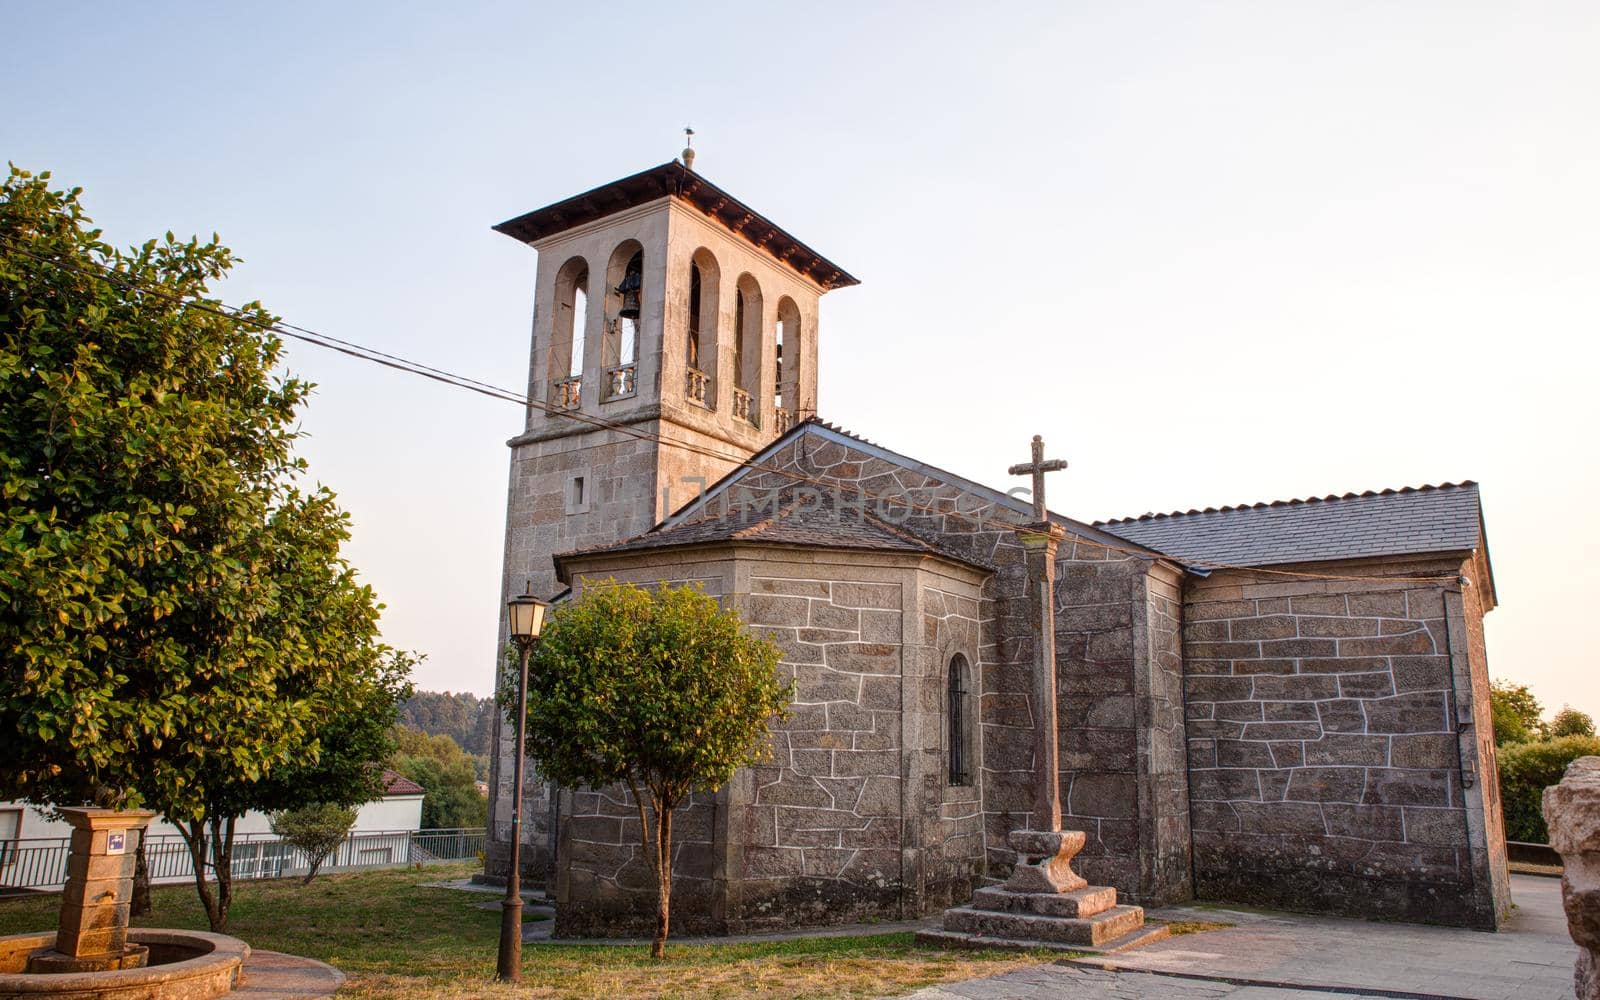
[{"xmin": 496, "ymin": 583, "xmax": 548, "ymax": 984}]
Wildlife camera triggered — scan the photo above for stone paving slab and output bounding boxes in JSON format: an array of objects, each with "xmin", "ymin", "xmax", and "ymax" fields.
[
  {"xmin": 901, "ymin": 964, "xmax": 1378, "ymax": 999},
  {"xmin": 897, "ymin": 874, "xmax": 1575, "ymax": 1000},
  {"xmin": 1071, "ymin": 875, "xmax": 1572, "ymax": 1000},
  {"xmin": 233, "ymin": 949, "xmax": 344, "ymax": 999}
]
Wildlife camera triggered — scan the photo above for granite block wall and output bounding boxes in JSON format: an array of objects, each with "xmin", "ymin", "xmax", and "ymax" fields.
[
  {"xmin": 1183, "ymin": 556, "xmax": 1505, "ymax": 927},
  {"xmin": 553, "ymin": 788, "xmax": 721, "ymax": 937},
  {"xmin": 733, "ymin": 574, "xmax": 908, "ymax": 930},
  {"xmin": 919, "ymin": 584, "xmax": 985, "ymax": 910},
  {"xmin": 745, "ymin": 432, "xmax": 1192, "ymax": 905},
  {"xmin": 1050, "ymin": 541, "xmax": 1191, "ymax": 902}
]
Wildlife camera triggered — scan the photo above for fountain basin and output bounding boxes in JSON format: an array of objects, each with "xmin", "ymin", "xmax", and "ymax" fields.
[{"xmin": 0, "ymin": 929, "xmax": 249, "ymax": 999}]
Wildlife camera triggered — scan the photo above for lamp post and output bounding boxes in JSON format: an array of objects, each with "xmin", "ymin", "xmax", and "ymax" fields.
[{"xmin": 496, "ymin": 584, "xmax": 548, "ymax": 984}]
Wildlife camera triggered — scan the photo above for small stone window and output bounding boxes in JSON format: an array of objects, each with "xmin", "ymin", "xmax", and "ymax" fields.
[
  {"xmin": 565, "ymin": 475, "xmax": 589, "ymax": 514},
  {"xmin": 948, "ymin": 653, "xmax": 972, "ymax": 786}
]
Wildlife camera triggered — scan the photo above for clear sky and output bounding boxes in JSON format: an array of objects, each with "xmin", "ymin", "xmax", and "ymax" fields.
[{"xmin": 5, "ymin": 2, "xmax": 1596, "ymax": 716}]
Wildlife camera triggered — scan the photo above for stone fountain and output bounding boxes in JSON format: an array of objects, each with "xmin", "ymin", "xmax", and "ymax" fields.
[{"xmin": 0, "ymin": 809, "xmax": 250, "ymax": 1000}]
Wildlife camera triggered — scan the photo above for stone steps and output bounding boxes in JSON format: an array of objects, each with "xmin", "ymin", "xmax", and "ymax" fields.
[
  {"xmin": 915, "ymin": 922, "xmax": 1170, "ymax": 956},
  {"xmin": 923, "ymin": 829, "xmax": 1166, "ymax": 957},
  {"xmin": 969, "ymin": 884, "xmax": 1118, "ymax": 919},
  {"xmin": 940, "ymin": 900, "xmax": 1148, "ymax": 947}
]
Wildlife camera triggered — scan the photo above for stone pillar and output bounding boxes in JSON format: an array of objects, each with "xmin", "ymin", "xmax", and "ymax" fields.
[
  {"xmin": 1545, "ymin": 755, "xmax": 1600, "ymax": 1000},
  {"xmin": 1018, "ymin": 523, "xmax": 1064, "ymax": 832},
  {"xmin": 917, "ymin": 525, "xmax": 1164, "ymax": 954},
  {"xmin": 29, "ymin": 808, "xmax": 155, "ymax": 973}
]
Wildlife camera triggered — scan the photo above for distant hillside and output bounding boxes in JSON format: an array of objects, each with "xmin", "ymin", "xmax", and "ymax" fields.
[{"xmin": 398, "ymin": 690, "xmax": 496, "ymax": 758}]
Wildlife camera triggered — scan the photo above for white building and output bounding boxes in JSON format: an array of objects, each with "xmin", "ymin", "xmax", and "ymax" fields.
[
  {"xmin": 0, "ymin": 771, "xmax": 430, "ymax": 890},
  {"xmin": 0, "ymin": 770, "xmax": 424, "ymax": 843}
]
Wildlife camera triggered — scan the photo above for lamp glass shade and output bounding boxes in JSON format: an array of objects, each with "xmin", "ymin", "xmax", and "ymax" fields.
[{"xmin": 507, "ymin": 593, "xmax": 548, "ymax": 640}]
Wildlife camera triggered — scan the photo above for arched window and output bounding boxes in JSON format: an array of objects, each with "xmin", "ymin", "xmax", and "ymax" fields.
[
  {"xmin": 614, "ymin": 251, "xmax": 642, "ymax": 367},
  {"xmin": 569, "ymin": 283, "xmax": 587, "ymax": 379},
  {"xmin": 732, "ymin": 274, "xmax": 762, "ymax": 425},
  {"xmin": 948, "ymin": 654, "xmax": 971, "ymax": 786},
  {"xmin": 775, "ymin": 297, "xmax": 801, "ymax": 430},
  {"xmin": 685, "ymin": 249, "xmax": 720, "ymax": 408},
  {"xmin": 602, "ymin": 242, "xmax": 643, "ymax": 399},
  {"xmin": 773, "ymin": 311, "xmax": 784, "ymax": 411},
  {"xmin": 688, "ymin": 264, "xmax": 702, "ymax": 369},
  {"xmin": 734, "ymin": 288, "xmax": 747, "ymax": 388},
  {"xmin": 548, "ymin": 257, "xmax": 588, "ymax": 410}
]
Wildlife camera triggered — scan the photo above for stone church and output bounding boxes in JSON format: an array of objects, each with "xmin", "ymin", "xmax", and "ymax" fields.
[{"xmin": 483, "ymin": 159, "xmax": 1510, "ymax": 937}]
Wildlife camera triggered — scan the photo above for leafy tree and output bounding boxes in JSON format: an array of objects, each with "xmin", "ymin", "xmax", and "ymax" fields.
[
  {"xmin": 1550, "ymin": 706, "xmax": 1596, "ymax": 739},
  {"xmin": 513, "ymin": 581, "xmax": 789, "ymax": 958},
  {"xmin": 0, "ymin": 167, "xmax": 412, "ymax": 931},
  {"xmin": 271, "ymin": 803, "xmax": 358, "ymax": 885},
  {"xmin": 1490, "ymin": 681, "xmax": 1546, "ymax": 746},
  {"xmin": 400, "ymin": 690, "xmax": 495, "ymax": 757},
  {"xmin": 390, "ymin": 727, "xmax": 487, "ymax": 829},
  {"xmin": 1497, "ymin": 734, "xmax": 1600, "ymax": 842}
]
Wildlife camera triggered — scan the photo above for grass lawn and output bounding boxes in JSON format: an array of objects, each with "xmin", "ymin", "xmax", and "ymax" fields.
[{"xmin": 0, "ymin": 863, "xmax": 1052, "ymax": 999}]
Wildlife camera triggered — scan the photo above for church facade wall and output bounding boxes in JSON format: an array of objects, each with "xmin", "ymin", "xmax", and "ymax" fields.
[
  {"xmin": 546, "ymin": 546, "xmax": 988, "ymax": 936},
  {"xmin": 485, "ymin": 427, "xmax": 667, "ymax": 884},
  {"xmin": 722, "ymin": 433, "xmax": 1195, "ymax": 908},
  {"xmin": 1182, "ymin": 554, "xmax": 1509, "ymax": 928},
  {"xmin": 915, "ymin": 581, "xmax": 986, "ymax": 912},
  {"xmin": 1047, "ymin": 540, "xmax": 1192, "ymax": 904},
  {"xmin": 1134, "ymin": 563, "xmax": 1193, "ymax": 903}
]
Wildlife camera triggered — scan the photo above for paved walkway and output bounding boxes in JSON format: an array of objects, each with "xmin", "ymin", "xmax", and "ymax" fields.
[
  {"xmin": 232, "ymin": 949, "xmax": 345, "ymax": 999},
  {"xmin": 900, "ymin": 874, "xmax": 1574, "ymax": 1000}
]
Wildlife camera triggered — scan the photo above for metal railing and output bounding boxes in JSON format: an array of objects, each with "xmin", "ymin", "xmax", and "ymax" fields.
[{"xmin": 0, "ymin": 828, "xmax": 485, "ymax": 891}]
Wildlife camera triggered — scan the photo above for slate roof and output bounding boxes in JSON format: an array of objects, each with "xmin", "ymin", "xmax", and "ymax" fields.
[
  {"xmin": 493, "ymin": 161, "xmax": 859, "ymax": 290},
  {"xmin": 650, "ymin": 419, "xmax": 1161, "ymax": 559},
  {"xmin": 556, "ymin": 482, "xmax": 991, "ymax": 579},
  {"xmin": 381, "ymin": 768, "xmax": 425, "ymax": 796},
  {"xmin": 1095, "ymin": 482, "xmax": 1484, "ymax": 569}
]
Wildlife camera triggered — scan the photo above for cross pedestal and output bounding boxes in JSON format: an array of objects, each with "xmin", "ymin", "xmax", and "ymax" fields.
[
  {"xmin": 27, "ymin": 808, "xmax": 155, "ymax": 973},
  {"xmin": 916, "ymin": 436, "xmax": 1165, "ymax": 954}
]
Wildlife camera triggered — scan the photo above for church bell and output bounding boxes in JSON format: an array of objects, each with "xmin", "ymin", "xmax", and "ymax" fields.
[{"xmin": 615, "ymin": 269, "xmax": 642, "ymax": 320}]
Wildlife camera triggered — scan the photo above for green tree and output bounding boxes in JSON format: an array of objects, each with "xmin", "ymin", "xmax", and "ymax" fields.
[
  {"xmin": 390, "ymin": 727, "xmax": 487, "ymax": 829},
  {"xmin": 1490, "ymin": 680, "xmax": 1546, "ymax": 746},
  {"xmin": 0, "ymin": 167, "xmax": 413, "ymax": 931},
  {"xmin": 270, "ymin": 803, "xmax": 358, "ymax": 885},
  {"xmin": 513, "ymin": 581, "xmax": 789, "ymax": 958},
  {"xmin": 1550, "ymin": 706, "xmax": 1596, "ymax": 739},
  {"xmin": 1497, "ymin": 734, "xmax": 1600, "ymax": 842},
  {"xmin": 400, "ymin": 690, "xmax": 495, "ymax": 756}
]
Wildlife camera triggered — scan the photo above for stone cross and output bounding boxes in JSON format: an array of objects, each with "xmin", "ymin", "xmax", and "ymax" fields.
[
  {"xmin": 1008, "ymin": 435, "xmax": 1068, "ymax": 524},
  {"xmin": 1008, "ymin": 435, "xmax": 1069, "ymax": 835}
]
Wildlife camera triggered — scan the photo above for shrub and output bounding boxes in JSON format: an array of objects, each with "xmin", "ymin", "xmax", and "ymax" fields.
[
  {"xmin": 1497, "ymin": 735, "xmax": 1600, "ymax": 842},
  {"xmin": 271, "ymin": 804, "xmax": 358, "ymax": 884},
  {"xmin": 1550, "ymin": 706, "xmax": 1596, "ymax": 739},
  {"xmin": 1490, "ymin": 680, "xmax": 1546, "ymax": 745}
]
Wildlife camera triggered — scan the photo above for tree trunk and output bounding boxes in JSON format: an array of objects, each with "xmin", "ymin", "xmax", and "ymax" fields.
[
  {"xmin": 210, "ymin": 815, "xmax": 236, "ymax": 933},
  {"xmin": 131, "ymin": 838, "xmax": 152, "ymax": 917},
  {"xmin": 301, "ymin": 847, "xmax": 328, "ymax": 886},
  {"xmin": 174, "ymin": 820, "xmax": 222, "ymax": 932},
  {"xmin": 651, "ymin": 803, "xmax": 673, "ymax": 960}
]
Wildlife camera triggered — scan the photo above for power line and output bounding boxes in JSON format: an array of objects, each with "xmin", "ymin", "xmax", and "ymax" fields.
[{"xmin": 0, "ymin": 236, "xmax": 1461, "ymax": 586}]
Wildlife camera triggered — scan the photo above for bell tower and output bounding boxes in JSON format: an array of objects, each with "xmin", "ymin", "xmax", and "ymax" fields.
[{"xmin": 485, "ymin": 159, "xmax": 857, "ymax": 881}]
